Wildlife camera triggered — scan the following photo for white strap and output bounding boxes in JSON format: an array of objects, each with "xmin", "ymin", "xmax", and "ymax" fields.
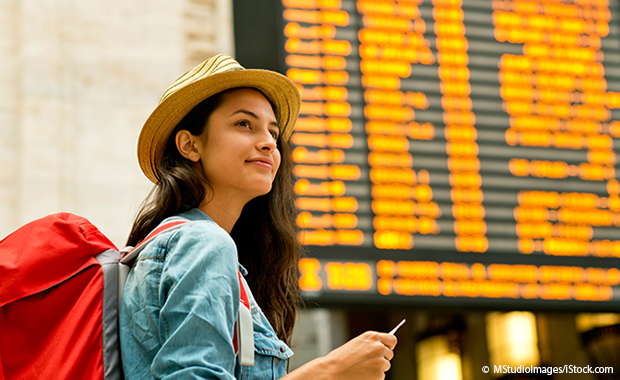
[{"xmin": 237, "ymin": 302, "xmax": 254, "ymax": 366}]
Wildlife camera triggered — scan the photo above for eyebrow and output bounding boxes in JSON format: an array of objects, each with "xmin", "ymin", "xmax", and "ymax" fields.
[{"xmin": 232, "ymin": 109, "xmax": 280, "ymax": 130}]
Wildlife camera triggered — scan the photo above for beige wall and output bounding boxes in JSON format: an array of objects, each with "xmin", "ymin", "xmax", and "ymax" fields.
[{"xmin": 0, "ymin": 0, "xmax": 234, "ymax": 246}]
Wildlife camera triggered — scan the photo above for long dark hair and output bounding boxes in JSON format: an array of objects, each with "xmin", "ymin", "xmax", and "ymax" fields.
[{"xmin": 127, "ymin": 89, "xmax": 301, "ymax": 344}]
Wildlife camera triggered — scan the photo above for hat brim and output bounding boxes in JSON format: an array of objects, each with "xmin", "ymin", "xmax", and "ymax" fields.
[{"xmin": 138, "ymin": 69, "xmax": 300, "ymax": 184}]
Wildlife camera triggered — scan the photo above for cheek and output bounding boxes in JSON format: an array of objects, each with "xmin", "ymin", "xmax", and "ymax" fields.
[{"xmin": 273, "ymin": 150, "xmax": 282, "ymax": 173}]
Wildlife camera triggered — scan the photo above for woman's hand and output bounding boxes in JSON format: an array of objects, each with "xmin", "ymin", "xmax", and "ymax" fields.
[
  {"xmin": 321, "ymin": 331, "xmax": 397, "ymax": 380},
  {"xmin": 284, "ymin": 331, "xmax": 397, "ymax": 380}
]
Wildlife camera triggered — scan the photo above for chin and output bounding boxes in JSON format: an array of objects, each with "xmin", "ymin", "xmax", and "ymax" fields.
[{"xmin": 246, "ymin": 184, "xmax": 273, "ymax": 200}]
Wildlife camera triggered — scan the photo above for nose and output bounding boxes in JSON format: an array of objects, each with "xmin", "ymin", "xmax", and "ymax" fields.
[{"xmin": 258, "ymin": 128, "xmax": 277, "ymax": 152}]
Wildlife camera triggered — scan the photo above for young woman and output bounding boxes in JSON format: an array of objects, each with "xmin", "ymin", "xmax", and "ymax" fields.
[{"xmin": 120, "ymin": 54, "xmax": 397, "ymax": 380}]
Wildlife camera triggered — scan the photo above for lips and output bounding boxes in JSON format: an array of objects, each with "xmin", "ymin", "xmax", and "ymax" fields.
[{"xmin": 247, "ymin": 157, "xmax": 274, "ymax": 169}]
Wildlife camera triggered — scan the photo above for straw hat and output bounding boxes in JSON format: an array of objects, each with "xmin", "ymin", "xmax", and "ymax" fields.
[{"xmin": 137, "ymin": 54, "xmax": 300, "ymax": 184}]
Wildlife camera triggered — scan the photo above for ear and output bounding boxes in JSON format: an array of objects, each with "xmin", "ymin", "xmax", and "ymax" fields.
[{"xmin": 175, "ymin": 130, "xmax": 201, "ymax": 162}]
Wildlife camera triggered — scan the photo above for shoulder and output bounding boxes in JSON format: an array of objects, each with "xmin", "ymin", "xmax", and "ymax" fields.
[
  {"xmin": 173, "ymin": 219, "xmax": 234, "ymax": 248},
  {"xmin": 161, "ymin": 217, "xmax": 238, "ymax": 279},
  {"xmin": 160, "ymin": 209, "xmax": 236, "ymax": 253}
]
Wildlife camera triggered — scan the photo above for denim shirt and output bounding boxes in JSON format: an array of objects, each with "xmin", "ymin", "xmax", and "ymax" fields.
[{"xmin": 120, "ymin": 209, "xmax": 293, "ymax": 380}]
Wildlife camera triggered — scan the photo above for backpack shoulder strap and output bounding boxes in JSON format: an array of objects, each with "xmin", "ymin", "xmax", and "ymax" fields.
[
  {"xmin": 118, "ymin": 218, "xmax": 255, "ymax": 366},
  {"xmin": 120, "ymin": 220, "xmax": 189, "ymax": 266},
  {"xmin": 118, "ymin": 220, "xmax": 190, "ymax": 315}
]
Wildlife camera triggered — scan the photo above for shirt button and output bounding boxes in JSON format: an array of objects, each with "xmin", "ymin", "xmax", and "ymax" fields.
[{"xmin": 280, "ymin": 346, "xmax": 286, "ymax": 353}]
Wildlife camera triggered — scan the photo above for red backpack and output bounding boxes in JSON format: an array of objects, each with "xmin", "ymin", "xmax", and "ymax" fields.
[{"xmin": 0, "ymin": 212, "xmax": 253, "ymax": 380}]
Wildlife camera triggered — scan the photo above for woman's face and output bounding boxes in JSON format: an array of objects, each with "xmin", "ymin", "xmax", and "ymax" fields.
[{"xmin": 195, "ymin": 88, "xmax": 281, "ymax": 202}]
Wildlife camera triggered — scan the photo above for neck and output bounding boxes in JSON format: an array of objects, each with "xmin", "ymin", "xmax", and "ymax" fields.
[{"xmin": 198, "ymin": 192, "xmax": 248, "ymax": 233}]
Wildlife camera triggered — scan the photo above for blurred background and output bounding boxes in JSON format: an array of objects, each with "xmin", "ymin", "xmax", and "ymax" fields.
[{"xmin": 1, "ymin": 0, "xmax": 620, "ymax": 378}]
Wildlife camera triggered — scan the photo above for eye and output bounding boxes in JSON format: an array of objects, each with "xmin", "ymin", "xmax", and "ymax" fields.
[
  {"xmin": 270, "ymin": 129, "xmax": 279, "ymax": 140},
  {"xmin": 236, "ymin": 120, "xmax": 251, "ymax": 129}
]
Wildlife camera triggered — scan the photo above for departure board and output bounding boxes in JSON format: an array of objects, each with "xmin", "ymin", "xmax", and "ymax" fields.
[{"xmin": 233, "ymin": 0, "xmax": 620, "ymax": 310}]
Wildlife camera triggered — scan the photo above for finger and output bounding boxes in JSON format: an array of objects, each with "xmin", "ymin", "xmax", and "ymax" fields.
[
  {"xmin": 383, "ymin": 347, "xmax": 394, "ymax": 361},
  {"xmin": 383, "ymin": 359, "xmax": 392, "ymax": 372},
  {"xmin": 378, "ymin": 333, "xmax": 398, "ymax": 349}
]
